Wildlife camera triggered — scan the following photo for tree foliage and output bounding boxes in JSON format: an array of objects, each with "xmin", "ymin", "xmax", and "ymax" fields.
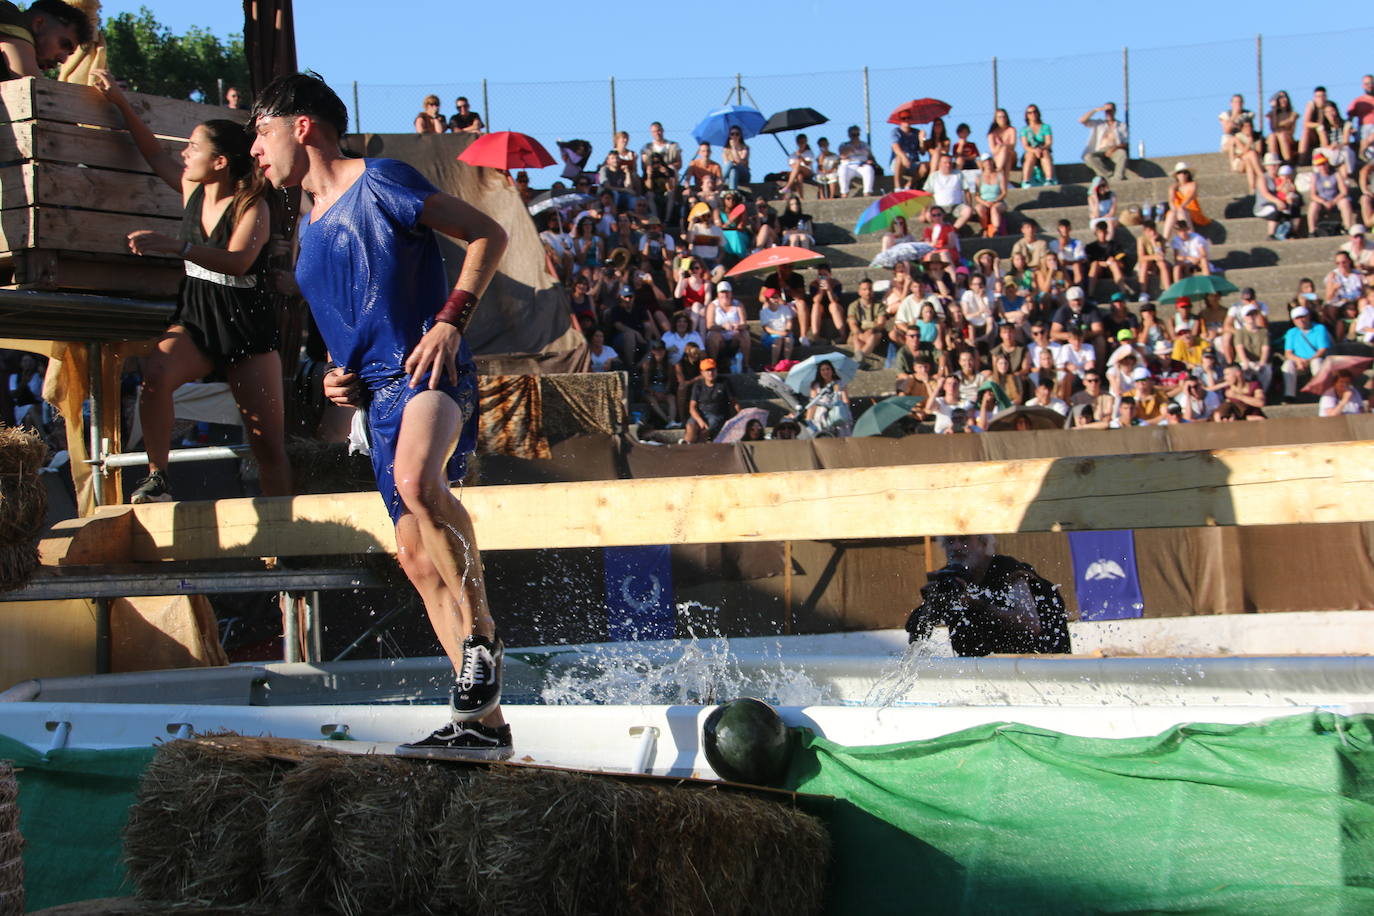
[{"xmin": 104, "ymin": 6, "xmax": 249, "ymax": 103}]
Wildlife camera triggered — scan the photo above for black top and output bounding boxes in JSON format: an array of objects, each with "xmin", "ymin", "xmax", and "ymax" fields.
[
  {"xmin": 953, "ymin": 555, "xmax": 1072, "ymax": 656},
  {"xmin": 1051, "ymin": 304, "xmax": 1104, "ymax": 333},
  {"xmin": 691, "ymin": 376, "xmax": 735, "ymax": 417},
  {"xmin": 1084, "ymin": 239, "xmax": 1125, "ymax": 263},
  {"xmin": 449, "ymin": 111, "xmax": 483, "ymax": 130}
]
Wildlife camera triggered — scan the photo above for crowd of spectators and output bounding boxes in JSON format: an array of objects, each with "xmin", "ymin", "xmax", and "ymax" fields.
[{"xmin": 515, "ymin": 74, "xmax": 1374, "ymax": 442}]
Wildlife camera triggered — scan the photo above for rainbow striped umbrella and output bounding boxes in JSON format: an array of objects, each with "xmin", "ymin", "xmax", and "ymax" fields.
[{"xmin": 853, "ymin": 190, "xmax": 934, "ymax": 235}]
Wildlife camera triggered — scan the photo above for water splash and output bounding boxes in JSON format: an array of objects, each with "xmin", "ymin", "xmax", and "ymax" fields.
[{"xmin": 860, "ymin": 638, "xmax": 938, "ymax": 708}]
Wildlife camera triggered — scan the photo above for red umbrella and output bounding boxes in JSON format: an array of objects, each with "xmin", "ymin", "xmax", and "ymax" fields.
[
  {"xmin": 457, "ymin": 131, "xmax": 555, "ymax": 170},
  {"xmin": 887, "ymin": 98, "xmax": 951, "ymax": 125},
  {"xmin": 1301, "ymin": 355, "xmax": 1374, "ymax": 394},
  {"xmin": 726, "ymin": 245, "xmax": 827, "ymax": 278}
]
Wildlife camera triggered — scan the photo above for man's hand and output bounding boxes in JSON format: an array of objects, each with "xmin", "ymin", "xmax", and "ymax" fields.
[
  {"xmin": 404, "ymin": 321, "xmax": 462, "ymax": 389},
  {"xmin": 323, "ymin": 367, "xmax": 367, "ymax": 407}
]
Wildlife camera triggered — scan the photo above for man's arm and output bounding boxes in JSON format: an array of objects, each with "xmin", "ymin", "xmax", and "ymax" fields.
[
  {"xmin": 403, "ymin": 193, "xmax": 509, "ymax": 388},
  {"xmin": 0, "ymin": 37, "xmax": 39, "ymax": 79}
]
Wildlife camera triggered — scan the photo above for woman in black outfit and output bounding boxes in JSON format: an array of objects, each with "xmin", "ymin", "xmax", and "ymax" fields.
[{"xmin": 96, "ymin": 70, "xmax": 289, "ymax": 503}]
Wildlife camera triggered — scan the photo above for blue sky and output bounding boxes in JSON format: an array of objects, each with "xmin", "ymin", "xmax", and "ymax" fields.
[{"xmin": 102, "ymin": 3, "xmax": 1371, "ymax": 175}]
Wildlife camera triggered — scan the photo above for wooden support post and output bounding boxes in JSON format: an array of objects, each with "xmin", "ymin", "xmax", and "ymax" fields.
[{"xmin": 783, "ymin": 540, "xmax": 793, "ymax": 635}]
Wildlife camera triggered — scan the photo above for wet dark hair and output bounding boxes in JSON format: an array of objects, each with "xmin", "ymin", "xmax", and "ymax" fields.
[
  {"xmin": 249, "ymin": 71, "xmax": 349, "ymax": 138},
  {"xmin": 29, "ymin": 0, "xmax": 93, "ymax": 45},
  {"xmin": 199, "ymin": 119, "xmax": 266, "ymax": 228}
]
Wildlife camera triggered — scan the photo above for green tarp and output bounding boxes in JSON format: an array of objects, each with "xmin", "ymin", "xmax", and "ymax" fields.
[
  {"xmin": 785, "ymin": 712, "xmax": 1374, "ymax": 915},
  {"xmin": 0, "ymin": 734, "xmax": 155, "ymax": 911}
]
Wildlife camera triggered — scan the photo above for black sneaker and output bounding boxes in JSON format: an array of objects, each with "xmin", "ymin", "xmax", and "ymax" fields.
[
  {"xmin": 451, "ymin": 634, "xmax": 503, "ymax": 721},
  {"xmin": 395, "ymin": 721, "xmax": 513, "ymax": 761},
  {"xmin": 130, "ymin": 470, "xmax": 173, "ymax": 504}
]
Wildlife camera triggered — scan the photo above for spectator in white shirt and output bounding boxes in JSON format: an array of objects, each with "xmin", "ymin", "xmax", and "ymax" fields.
[
  {"xmin": 836, "ymin": 125, "xmax": 877, "ymax": 198},
  {"xmin": 923, "ymin": 155, "xmax": 974, "ymax": 231},
  {"xmin": 1170, "ymin": 220, "xmax": 1212, "ymax": 277},
  {"xmin": 1054, "ymin": 327, "xmax": 1095, "ymax": 397},
  {"xmin": 1319, "ymin": 370, "xmax": 1365, "ymax": 416},
  {"xmin": 1049, "ymin": 219, "xmax": 1086, "ymax": 286},
  {"xmin": 1028, "ymin": 379, "xmax": 1070, "ymax": 416},
  {"xmin": 758, "ymin": 289, "xmax": 798, "ymax": 366},
  {"xmin": 1080, "ymin": 103, "xmax": 1129, "ymax": 181}
]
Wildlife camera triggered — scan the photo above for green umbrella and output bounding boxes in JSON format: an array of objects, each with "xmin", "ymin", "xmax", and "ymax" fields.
[
  {"xmin": 853, "ymin": 395, "xmax": 924, "ymax": 437},
  {"xmin": 1157, "ymin": 274, "xmax": 1239, "ymax": 304}
]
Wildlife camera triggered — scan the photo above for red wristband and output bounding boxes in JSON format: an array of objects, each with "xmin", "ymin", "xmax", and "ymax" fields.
[{"xmin": 435, "ymin": 289, "xmax": 477, "ymax": 331}]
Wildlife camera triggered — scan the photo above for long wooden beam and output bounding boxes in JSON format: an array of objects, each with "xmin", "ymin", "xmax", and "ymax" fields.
[{"xmin": 40, "ymin": 441, "xmax": 1374, "ymax": 564}]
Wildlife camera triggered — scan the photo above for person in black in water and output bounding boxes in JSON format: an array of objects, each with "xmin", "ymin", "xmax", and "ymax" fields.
[
  {"xmin": 0, "ymin": 0, "xmax": 90, "ymax": 80},
  {"xmin": 906, "ymin": 534, "xmax": 1072, "ymax": 656},
  {"xmin": 95, "ymin": 69, "xmax": 290, "ymax": 504}
]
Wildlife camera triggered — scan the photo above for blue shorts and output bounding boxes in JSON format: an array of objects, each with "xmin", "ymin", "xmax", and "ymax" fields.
[{"xmin": 365, "ymin": 363, "xmax": 479, "ymax": 525}]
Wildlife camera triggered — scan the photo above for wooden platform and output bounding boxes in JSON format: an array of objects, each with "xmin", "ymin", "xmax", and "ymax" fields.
[{"xmin": 0, "ymin": 78, "xmax": 245, "ymax": 313}]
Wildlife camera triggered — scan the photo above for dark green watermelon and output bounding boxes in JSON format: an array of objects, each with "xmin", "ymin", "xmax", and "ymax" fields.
[{"xmin": 702, "ymin": 697, "xmax": 795, "ymax": 787}]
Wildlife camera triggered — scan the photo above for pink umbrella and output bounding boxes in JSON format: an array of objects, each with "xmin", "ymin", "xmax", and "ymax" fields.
[
  {"xmin": 1301, "ymin": 355, "xmax": 1374, "ymax": 394},
  {"xmin": 714, "ymin": 408, "xmax": 771, "ymax": 443}
]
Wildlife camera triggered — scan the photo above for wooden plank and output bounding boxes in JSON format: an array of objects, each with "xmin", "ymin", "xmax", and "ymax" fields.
[
  {"xmin": 40, "ymin": 441, "xmax": 1374, "ymax": 564},
  {"xmin": 6, "ymin": 249, "xmax": 182, "ymax": 298},
  {"xmin": 0, "ymin": 207, "xmax": 181, "ymax": 258},
  {"xmin": 40, "ymin": 508, "xmax": 134, "ymax": 566},
  {"xmin": 0, "ymin": 161, "xmax": 182, "ymax": 218},
  {"xmin": 0, "ymin": 76, "xmax": 247, "ymax": 139},
  {"xmin": 0, "ymin": 120, "xmax": 181, "ymax": 174}
]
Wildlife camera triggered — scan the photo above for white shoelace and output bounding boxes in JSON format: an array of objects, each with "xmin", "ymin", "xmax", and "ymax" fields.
[{"xmin": 457, "ymin": 643, "xmax": 494, "ymax": 690}]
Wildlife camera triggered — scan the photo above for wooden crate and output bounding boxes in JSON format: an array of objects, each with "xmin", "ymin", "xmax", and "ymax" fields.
[{"xmin": 0, "ymin": 77, "xmax": 247, "ymax": 297}]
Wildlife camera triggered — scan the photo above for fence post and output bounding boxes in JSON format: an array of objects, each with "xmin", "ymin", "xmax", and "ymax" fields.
[
  {"xmin": 351, "ymin": 80, "xmax": 360, "ymax": 135},
  {"xmin": 736, "ymin": 73, "xmax": 743, "ymax": 106},
  {"xmin": 1122, "ymin": 47, "xmax": 1130, "ymax": 136},
  {"xmin": 863, "ymin": 66, "xmax": 871, "ymax": 146},
  {"xmin": 482, "ymin": 78, "xmax": 490, "ymax": 131},
  {"xmin": 1256, "ymin": 34, "xmax": 1263, "ymax": 112},
  {"xmin": 609, "ymin": 76, "xmax": 617, "ymax": 139},
  {"xmin": 992, "ymin": 56, "xmax": 999, "ymax": 113}
]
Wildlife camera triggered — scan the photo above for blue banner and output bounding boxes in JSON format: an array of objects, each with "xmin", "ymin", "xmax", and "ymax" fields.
[
  {"xmin": 603, "ymin": 546, "xmax": 676, "ymax": 641},
  {"xmin": 1068, "ymin": 530, "xmax": 1144, "ymax": 621}
]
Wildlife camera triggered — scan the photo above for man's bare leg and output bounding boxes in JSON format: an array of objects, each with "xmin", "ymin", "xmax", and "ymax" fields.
[{"xmin": 393, "ymin": 388, "xmax": 505, "ymax": 730}]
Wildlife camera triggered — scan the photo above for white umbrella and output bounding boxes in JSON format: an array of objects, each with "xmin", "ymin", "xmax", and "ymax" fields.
[
  {"xmin": 713, "ymin": 407, "xmax": 771, "ymax": 443},
  {"xmin": 869, "ymin": 241, "xmax": 934, "ymax": 270},
  {"xmin": 784, "ymin": 353, "xmax": 859, "ymax": 395}
]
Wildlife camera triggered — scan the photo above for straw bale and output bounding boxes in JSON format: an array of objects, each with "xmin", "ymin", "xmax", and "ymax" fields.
[
  {"xmin": 0, "ymin": 426, "xmax": 47, "ymax": 591},
  {"xmin": 123, "ymin": 736, "xmax": 336, "ymax": 908},
  {"xmin": 0, "ymin": 760, "xmax": 20, "ymax": 916}
]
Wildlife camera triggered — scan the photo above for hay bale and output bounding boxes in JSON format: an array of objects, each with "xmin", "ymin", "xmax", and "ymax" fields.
[
  {"xmin": 123, "ymin": 736, "xmax": 335, "ymax": 908},
  {"xmin": 264, "ymin": 753, "xmax": 477, "ymax": 916},
  {"xmin": 0, "ymin": 761, "xmax": 21, "ymax": 916},
  {"xmin": 0, "ymin": 425, "xmax": 47, "ymax": 591}
]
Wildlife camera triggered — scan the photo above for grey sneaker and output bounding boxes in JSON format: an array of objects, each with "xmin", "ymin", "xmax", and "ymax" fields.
[
  {"xmin": 451, "ymin": 634, "xmax": 503, "ymax": 721},
  {"xmin": 395, "ymin": 720, "xmax": 513, "ymax": 761},
  {"xmin": 130, "ymin": 470, "xmax": 173, "ymax": 504}
]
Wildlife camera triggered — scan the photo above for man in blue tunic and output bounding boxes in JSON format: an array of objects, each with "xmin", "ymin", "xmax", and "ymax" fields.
[{"xmin": 250, "ymin": 73, "xmax": 512, "ymax": 759}]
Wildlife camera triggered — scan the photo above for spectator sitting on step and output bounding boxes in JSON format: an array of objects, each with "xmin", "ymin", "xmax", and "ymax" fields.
[
  {"xmin": 1026, "ymin": 347, "xmax": 1059, "ymax": 399},
  {"xmin": 881, "ymin": 214, "xmax": 916, "ymax": 252},
  {"xmin": 890, "ymin": 121, "xmax": 927, "ymax": 191},
  {"xmin": 722, "ymin": 126, "xmax": 751, "ymax": 191},
  {"xmin": 0, "ymin": 0, "xmax": 91, "ymax": 79},
  {"xmin": 1011, "ymin": 219, "xmax": 1048, "ymax": 270},
  {"xmin": 539, "ymin": 212, "xmax": 574, "ymax": 285},
  {"xmin": 1170, "ymin": 326, "xmax": 1207, "ymax": 371},
  {"xmin": 587, "ymin": 328, "xmax": 621, "ymax": 372},
  {"xmin": 1308, "ymin": 154, "xmax": 1355, "ymax": 236},
  {"xmin": 705, "ymin": 281, "xmax": 750, "ymax": 369},
  {"xmin": 1087, "ymin": 177, "xmax": 1120, "ymax": 235},
  {"xmin": 1020, "ymin": 104, "xmax": 1055, "ymax": 185},
  {"xmin": 641, "ymin": 122, "xmax": 683, "ymax": 177},
  {"xmin": 779, "ymin": 195, "xmax": 815, "ymax": 249},
  {"xmin": 1083, "ymin": 220, "xmax": 1128, "ymax": 299},
  {"xmin": 1218, "ymin": 94, "xmax": 1255, "ymax": 152},
  {"xmin": 1267, "ymin": 90, "xmax": 1298, "ymax": 164},
  {"xmin": 1281, "ymin": 305, "xmax": 1331, "ymax": 400},
  {"xmin": 895, "ymin": 346, "xmax": 934, "ymax": 398},
  {"xmin": 1229, "ymin": 119, "xmax": 1266, "ymax": 194},
  {"xmin": 986, "ymin": 108, "xmax": 1018, "ymax": 180},
  {"xmin": 684, "ymin": 358, "xmax": 740, "ymax": 443},
  {"xmin": 1220, "ymin": 363, "xmax": 1268, "ymax": 419},
  {"xmin": 1197, "ymin": 291, "xmax": 1228, "ymax": 345},
  {"xmin": 1131, "ymin": 372, "xmax": 1166, "ymax": 422},
  {"xmin": 927, "ymin": 374, "xmax": 971, "ymax": 432},
  {"xmin": 448, "ymin": 96, "xmax": 484, "ymax": 134},
  {"xmin": 990, "ymin": 321, "xmax": 1027, "ymax": 372},
  {"xmin": 662, "ymin": 311, "xmax": 704, "ymax": 365},
  {"xmin": 1054, "ymin": 327, "xmax": 1095, "ymax": 397},
  {"xmin": 414, "ymin": 94, "xmax": 445, "ymax": 134},
  {"xmin": 1027, "ymin": 378, "xmax": 1069, "ymax": 416},
  {"xmin": 685, "ymin": 142, "xmax": 723, "ymax": 189},
  {"xmin": 1231, "ymin": 306, "xmax": 1273, "ymax": 390},
  {"xmin": 804, "ymin": 360, "xmax": 852, "ymax": 436},
  {"xmin": 1133, "ymin": 220, "xmax": 1172, "ymax": 296},
  {"xmin": 973, "ymin": 155, "xmax": 1008, "ymax": 238},
  {"xmin": 847, "ymin": 278, "xmax": 888, "ymax": 364},
  {"xmin": 1314, "ymin": 102, "xmax": 1354, "ymax": 178},
  {"xmin": 806, "ymin": 265, "xmax": 846, "ymax": 343},
  {"xmin": 1081, "ymin": 102, "xmax": 1129, "ymax": 181},
  {"xmin": 597, "ymin": 151, "xmax": 640, "ymax": 206},
  {"xmin": 1319, "ymin": 369, "xmax": 1365, "ymax": 416},
  {"xmin": 1169, "ymin": 220, "xmax": 1212, "ymax": 277},
  {"xmin": 950, "ymin": 122, "xmax": 980, "ymax": 171},
  {"xmin": 1254, "ymin": 154, "xmax": 1294, "ymax": 239},
  {"xmin": 1048, "ymin": 219, "xmax": 1086, "ymax": 286},
  {"xmin": 1298, "ymin": 87, "xmax": 1331, "ymax": 163},
  {"xmin": 1049, "ymin": 285, "xmax": 1104, "ymax": 348},
  {"xmin": 1325, "ymin": 251, "xmax": 1364, "ymax": 306},
  {"xmin": 1360, "ymin": 163, "xmax": 1374, "ymax": 230},
  {"xmin": 921, "ymin": 210, "xmax": 962, "ymax": 269},
  {"xmin": 1070, "ymin": 368, "xmax": 1114, "ymax": 420},
  {"xmin": 1109, "ymin": 394, "xmax": 1142, "ymax": 427},
  {"xmin": 675, "ymin": 260, "xmax": 711, "ymax": 332},
  {"xmin": 781, "ymin": 134, "xmax": 815, "ymax": 199},
  {"xmin": 685, "ymin": 204, "xmax": 724, "ymax": 269},
  {"xmin": 924, "ymin": 156, "xmax": 975, "ymax": 233},
  {"xmin": 924, "ymin": 118, "xmax": 951, "ymax": 162},
  {"xmin": 1161, "ymin": 164, "xmax": 1210, "ymax": 238},
  {"xmin": 1348, "ymin": 75, "xmax": 1374, "ymax": 156},
  {"xmin": 837, "ymin": 125, "xmax": 877, "ymax": 198},
  {"xmin": 606, "ymin": 284, "xmax": 651, "ymax": 368},
  {"xmin": 1340, "ymin": 225, "xmax": 1374, "ymax": 272},
  {"xmin": 985, "ymin": 351, "xmax": 1025, "ymax": 404},
  {"xmin": 640, "ymin": 340, "xmax": 678, "ymax": 427},
  {"xmin": 674, "ymin": 341, "xmax": 705, "ymax": 421},
  {"xmin": 815, "ymin": 137, "xmax": 840, "ymax": 199},
  {"xmin": 758, "ymin": 288, "xmax": 797, "ymax": 367}
]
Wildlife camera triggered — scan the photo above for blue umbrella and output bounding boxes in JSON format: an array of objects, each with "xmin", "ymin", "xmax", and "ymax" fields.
[
  {"xmin": 869, "ymin": 241, "xmax": 935, "ymax": 270},
  {"xmin": 692, "ymin": 105, "xmax": 766, "ymax": 146}
]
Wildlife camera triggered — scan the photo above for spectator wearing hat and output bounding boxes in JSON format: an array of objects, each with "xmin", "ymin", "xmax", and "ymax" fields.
[
  {"xmin": 684, "ymin": 359, "xmax": 740, "ymax": 443},
  {"xmin": 1080, "ymin": 103, "xmax": 1129, "ymax": 181},
  {"xmin": 1170, "ymin": 296, "xmax": 1202, "ymax": 339},
  {"xmin": 1307, "ymin": 153, "xmax": 1354, "ymax": 236},
  {"xmin": 1161, "ymin": 163, "xmax": 1210, "ymax": 238},
  {"xmin": 1340, "ymin": 225, "xmax": 1374, "ymax": 271},
  {"xmin": 685, "ymin": 203, "xmax": 723, "ymax": 268},
  {"xmin": 1102, "ymin": 293, "xmax": 1140, "ymax": 340},
  {"xmin": 1281, "ymin": 306, "xmax": 1332, "ymax": 399},
  {"xmin": 1106, "ymin": 351, "xmax": 1142, "ymax": 400},
  {"xmin": 606, "ymin": 283, "xmax": 652, "ymax": 368},
  {"xmin": 1232, "ymin": 306, "xmax": 1273, "ymax": 391},
  {"xmin": 705, "ymin": 281, "xmax": 750, "ymax": 370},
  {"xmin": 1134, "ymin": 220, "xmax": 1173, "ymax": 295},
  {"xmin": 1170, "ymin": 326, "xmax": 1207, "ymax": 370},
  {"xmin": 837, "ymin": 125, "xmax": 877, "ymax": 198},
  {"xmin": 1132, "ymin": 371, "xmax": 1166, "ymax": 422},
  {"xmin": 1049, "ymin": 286, "xmax": 1105, "ymax": 348},
  {"xmin": 758, "ymin": 288, "xmax": 797, "ymax": 367},
  {"xmin": 1169, "ymin": 221, "xmax": 1212, "ymax": 277},
  {"xmin": 1084, "ymin": 220, "xmax": 1128, "ymax": 299}
]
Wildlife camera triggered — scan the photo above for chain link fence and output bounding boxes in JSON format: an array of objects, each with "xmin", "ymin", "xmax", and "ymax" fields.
[{"xmin": 349, "ymin": 27, "xmax": 1374, "ymax": 179}]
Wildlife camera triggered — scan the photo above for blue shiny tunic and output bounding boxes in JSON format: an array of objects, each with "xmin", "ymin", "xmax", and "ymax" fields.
[{"xmin": 296, "ymin": 158, "xmax": 478, "ymax": 523}]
